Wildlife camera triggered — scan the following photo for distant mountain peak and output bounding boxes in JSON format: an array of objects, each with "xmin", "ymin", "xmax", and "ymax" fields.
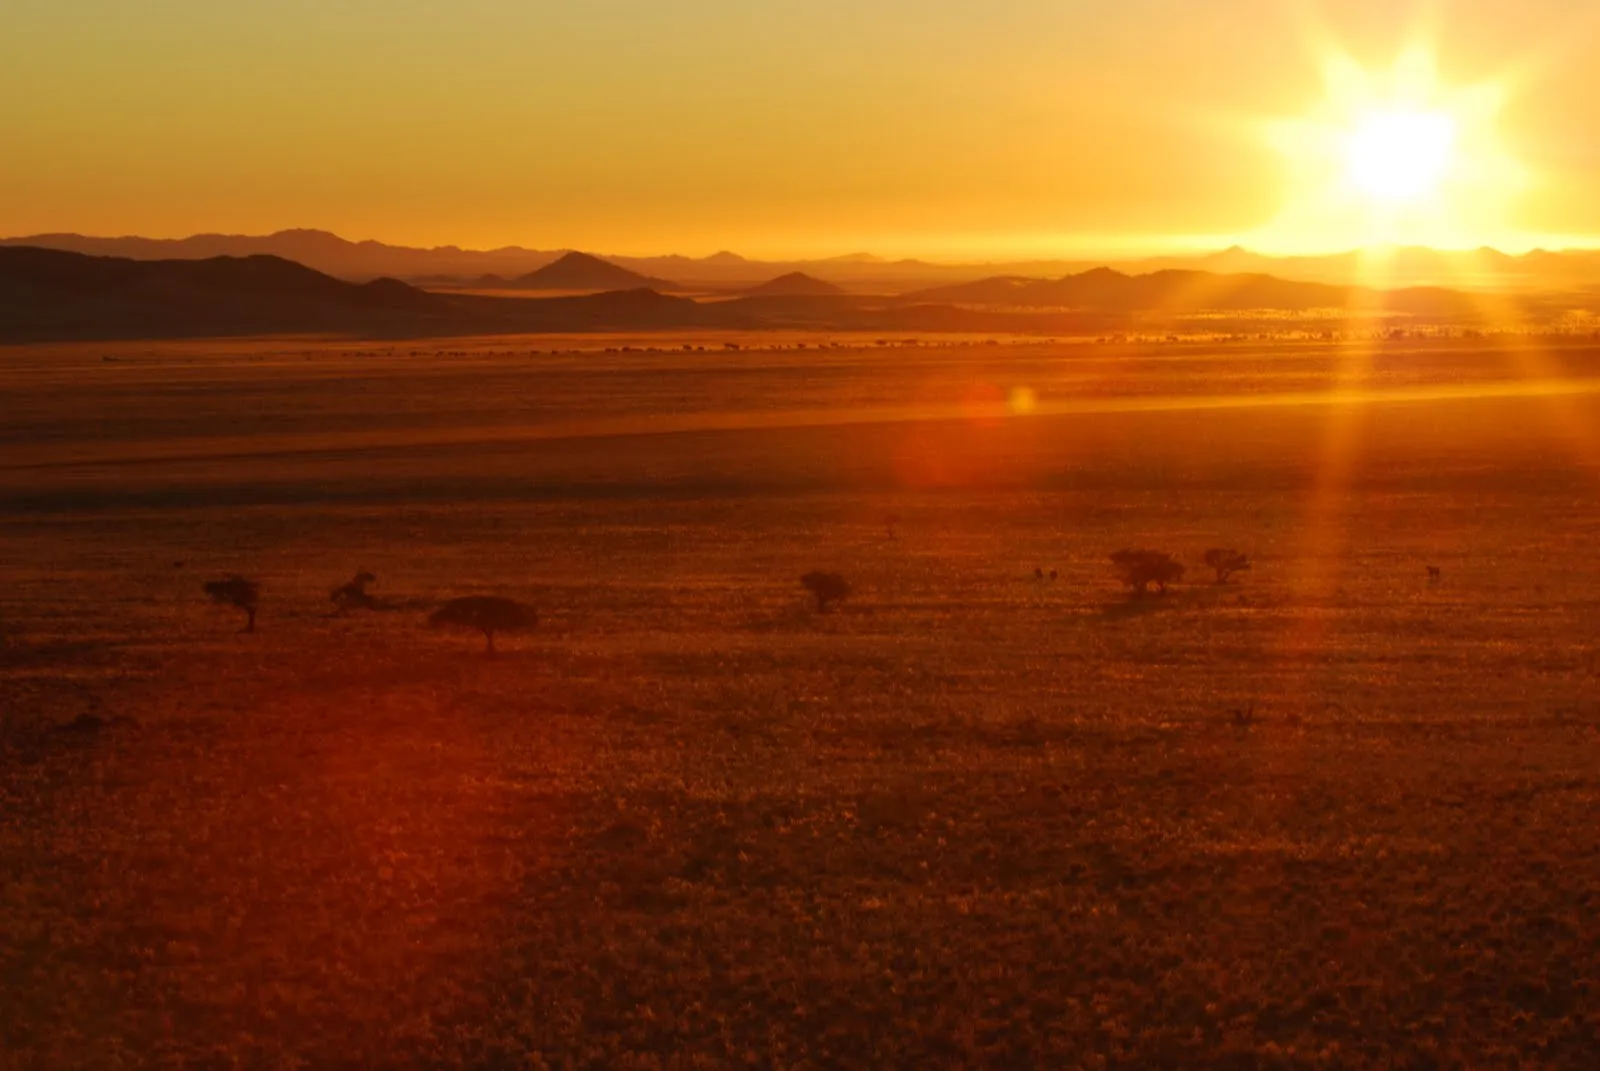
[
  {"xmin": 551, "ymin": 250, "xmax": 606, "ymax": 266},
  {"xmin": 510, "ymin": 251, "xmax": 676, "ymax": 291},
  {"xmin": 744, "ymin": 271, "xmax": 845, "ymax": 297}
]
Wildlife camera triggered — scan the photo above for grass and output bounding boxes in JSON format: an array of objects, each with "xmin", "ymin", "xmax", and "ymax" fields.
[{"xmin": 2, "ymin": 336, "xmax": 1599, "ymax": 1067}]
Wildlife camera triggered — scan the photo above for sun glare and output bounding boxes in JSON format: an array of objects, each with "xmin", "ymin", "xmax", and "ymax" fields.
[
  {"xmin": 1343, "ymin": 109, "xmax": 1457, "ymax": 203},
  {"xmin": 1254, "ymin": 47, "xmax": 1525, "ymax": 252}
]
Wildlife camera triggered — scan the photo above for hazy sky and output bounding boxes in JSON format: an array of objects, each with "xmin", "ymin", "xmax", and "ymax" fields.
[{"xmin": 2, "ymin": 0, "xmax": 1597, "ymax": 257}]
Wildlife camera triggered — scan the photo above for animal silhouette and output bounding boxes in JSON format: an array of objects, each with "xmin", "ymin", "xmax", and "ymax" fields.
[
  {"xmin": 203, "ymin": 575, "xmax": 260, "ymax": 633},
  {"xmin": 330, "ymin": 570, "xmax": 378, "ymax": 614}
]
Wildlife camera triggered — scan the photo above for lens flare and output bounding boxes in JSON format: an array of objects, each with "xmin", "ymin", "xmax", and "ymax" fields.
[{"xmin": 1008, "ymin": 386, "xmax": 1039, "ymax": 415}]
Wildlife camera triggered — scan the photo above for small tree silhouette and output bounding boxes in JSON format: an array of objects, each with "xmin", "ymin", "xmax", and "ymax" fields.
[
  {"xmin": 1110, "ymin": 549, "xmax": 1184, "ymax": 597},
  {"xmin": 330, "ymin": 570, "xmax": 378, "ymax": 614},
  {"xmin": 801, "ymin": 571, "xmax": 851, "ymax": 613},
  {"xmin": 204, "ymin": 575, "xmax": 260, "ymax": 633},
  {"xmin": 428, "ymin": 595, "xmax": 536, "ymax": 655},
  {"xmin": 1203, "ymin": 549, "xmax": 1251, "ymax": 584}
]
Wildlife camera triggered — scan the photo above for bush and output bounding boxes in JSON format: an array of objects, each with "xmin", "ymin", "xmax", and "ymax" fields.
[
  {"xmin": 801, "ymin": 571, "xmax": 851, "ymax": 613},
  {"xmin": 429, "ymin": 595, "xmax": 537, "ymax": 655},
  {"xmin": 1110, "ymin": 549, "xmax": 1184, "ymax": 597}
]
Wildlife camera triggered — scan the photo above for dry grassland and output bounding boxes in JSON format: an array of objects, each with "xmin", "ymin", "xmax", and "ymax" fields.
[{"xmin": 2, "ymin": 336, "xmax": 1599, "ymax": 1068}]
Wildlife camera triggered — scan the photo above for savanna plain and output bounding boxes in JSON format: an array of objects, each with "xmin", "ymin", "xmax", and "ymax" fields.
[{"xmin": 2, "ymin": 334, "xmax": 1599, "ymax": 1069}]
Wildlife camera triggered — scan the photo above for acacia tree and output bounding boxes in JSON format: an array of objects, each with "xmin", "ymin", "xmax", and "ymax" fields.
[
  {"xmin": 1203, "ymin": 549, "xmax": 1251, "ymax": 584},
  {"xmin": 1110, "ymin": 549, "xmax": 1184, "ymax": 597},
  {"xmin": 429, "ymin": 595, "xmax": 537, "ymax": 655},
  {"xmin": 204, "ymin": 575, "xmax": 260, "ymax": 633},
  {"xmin": 801, "ymin": 571, "xmax": 851, "ymax": 613}
]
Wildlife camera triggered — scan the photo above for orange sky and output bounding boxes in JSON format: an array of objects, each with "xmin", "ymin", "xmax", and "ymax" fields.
[{"xmin": 2, "ymin": 0, "xmax": 1597, "ymax": 258}]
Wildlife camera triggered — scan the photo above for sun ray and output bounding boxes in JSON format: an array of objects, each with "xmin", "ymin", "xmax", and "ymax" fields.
[
  {"xmin": 1274, "ymin": 260, "xmax": 1389, "ymax": 676},
  {"xmin": 1443, "ymin": 275, "xmax": 1600, "ymax": 470}
]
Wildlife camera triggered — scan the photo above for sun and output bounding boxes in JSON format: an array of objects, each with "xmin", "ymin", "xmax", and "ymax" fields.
[
  {"xmin": 1343, "ymin": 109, "xmax": 1457, "ymax": 203},
  {"xmin": 1252, "ymin": 47, "xmax": 1526, "ymax": 252}
]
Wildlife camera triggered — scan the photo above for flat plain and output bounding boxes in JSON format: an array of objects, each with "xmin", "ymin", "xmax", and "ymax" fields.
[{"xmin": 3, "ymin": 334, "xmax": 1599, "ymax": 1068}]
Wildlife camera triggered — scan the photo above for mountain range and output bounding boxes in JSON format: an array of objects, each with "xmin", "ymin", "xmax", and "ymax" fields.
[
  {"xmin": 7, "ymin": 229, "xmax": 1600, "ymax": 292},
  {"xmin": 903, "ymin": 268, "xmax": 1481, "ymax": 319},
  {"xmin": 0, "ymin": 247, "xmax": 717, "ymax": 341},
  {"xmin": 0, "ymin": 245, "xmax": 1564, "ymax": 343}
]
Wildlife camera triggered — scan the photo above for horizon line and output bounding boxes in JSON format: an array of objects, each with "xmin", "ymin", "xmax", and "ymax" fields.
[{"xmin": 6, "ymin": 227, "xmax": 1600, "ymax": 266}]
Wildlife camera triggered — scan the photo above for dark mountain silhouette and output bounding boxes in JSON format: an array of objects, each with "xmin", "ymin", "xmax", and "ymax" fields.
[
  {"xmin": 507, "ymin": 252, "xmax": 676, "ymax": 292},
  {"xmin": 0, "ymin": 244, "xmax": 405, "ymax": 300},
  {"xmin": 0, "ymin": 246, "xmax": 1551, "ymax": 342},
  {"xmin": 743, "ymin": 272, "xmax": 845, "ymax": 297},
  {"xmin": 0, "ymin": 229, "xmax": 570, "ymax": 282},
  {"xmin": 0, "ymin": 230, "xmax": 958, "ymax": 287},
  {"xmin": 0, "ymin": 247, "xmax": 453, "ymax": 341},
  {"xmin": 10, "ymin": 228, "xmax": 1596, "ymax": 292},
  {"xmin": 0, "ymin": 247, "xmax": 715, "ymax": 341}
]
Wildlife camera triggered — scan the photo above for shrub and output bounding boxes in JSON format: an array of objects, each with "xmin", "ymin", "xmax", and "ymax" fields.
[
  {"xmin": 1110, "ymin": 549, "xmax": 1184, "ymax": 597},
  {"xmin": 428, "ymin": 595, "xmax": 537, "ymax": 655},
  {"xmin": 204, "ymin": 575, "xmax": 260, "ymax": 633},
  {"xmin": 1203, "ymin": 549, "xmax": 1251, "ymax": 584},
  {"xmin": 801, "ymin": 571, "xmax": 851, "ymax": 613}
]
